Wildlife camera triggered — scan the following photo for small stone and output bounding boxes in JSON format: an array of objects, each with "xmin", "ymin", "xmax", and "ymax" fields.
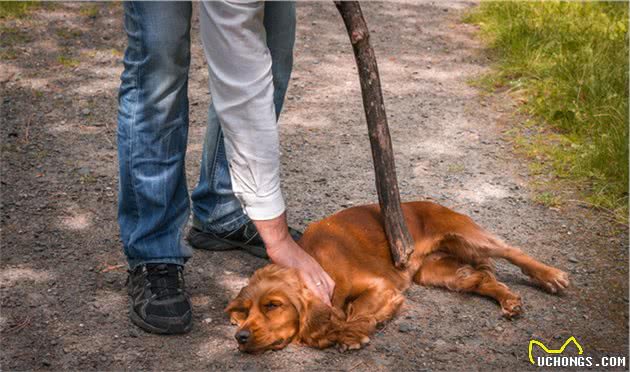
[
  {"xmin": 398, "ymin": 323, "xmax": 413, "ymax": 333},
  {"xmin": 196, "ymin": 268, "xmax": 204, "ymax": 274},
  {"xmin": 42, "ymin": 360, "xmax": 51, "ymax": 367},
  {"xmin": 568, "ymin": 257, "xmax": 579, "ymax": 263},
  {"xmin": 81, "ymin": 108, "xmax": 91, "ymax": 116},
  {"xmin": 78, "ymin": 167, "xmax": 90, "ymax": 176},
  {"xmin": 203, "ymin": 317, "xmax": 213, "ymax": 324}
]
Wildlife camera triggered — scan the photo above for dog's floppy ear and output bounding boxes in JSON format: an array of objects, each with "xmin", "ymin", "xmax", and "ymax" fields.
[
  {"xmin": 225, "ymin": 288, "xmax": 251, "ymax": 326},
  {"xmin": 289, "ymin": 280, "xmax": 339, "ymax": 349}
]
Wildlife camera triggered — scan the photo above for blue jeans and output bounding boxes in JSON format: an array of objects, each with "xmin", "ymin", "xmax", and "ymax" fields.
[{"xmin": 117, "ymin": 1, "xmax": 295, "ymax": 268}]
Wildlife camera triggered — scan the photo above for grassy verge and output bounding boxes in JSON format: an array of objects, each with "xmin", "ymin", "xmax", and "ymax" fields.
[
  {"xmin": 465, "ymin": 2, "xmax": 629, "ymax": 224},
  {"xmin": 0, "ymin": 1, "xmax": 38, "ymax": 19}
]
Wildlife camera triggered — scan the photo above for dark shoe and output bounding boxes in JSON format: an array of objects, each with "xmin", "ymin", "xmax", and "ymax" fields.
[
  {"xmin": 186, "ymin": 221, "xmax": 303, "ymax": 259},
  {"xmin": 127, "ymin": 264, "xmax": 192, "ymax": 334}
]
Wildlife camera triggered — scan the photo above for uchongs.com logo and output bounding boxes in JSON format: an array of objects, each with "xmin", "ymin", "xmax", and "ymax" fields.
[{"xmin": 528, "ymin": 336, "xmax": 627, "ymax": 368}]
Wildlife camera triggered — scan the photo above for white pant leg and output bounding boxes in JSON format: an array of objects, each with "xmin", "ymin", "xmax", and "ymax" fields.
[{"xmin": 199, "ymin": 1, "xmax": 285, "ymax": 220}]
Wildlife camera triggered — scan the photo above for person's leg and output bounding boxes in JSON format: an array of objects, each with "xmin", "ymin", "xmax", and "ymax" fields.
[
  {"xmin": 118, "ymin": 1, "xmax": 193, "ymax": 334},
  {"xmin": 118, "ymin": 1, "xmax": 193, "ymax": 268},
  {"xmin": 190, "ymin": 1, "xmax": 296, "ymax": 235}
]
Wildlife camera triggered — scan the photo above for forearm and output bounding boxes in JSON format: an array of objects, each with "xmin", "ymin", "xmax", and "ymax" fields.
[
  {"xmin": 199, "ymin": 1, "xmax": 285, "ymax": 220},
  {"xmin": 252, "ymin": 213, "xmax": 291, "ymax": 244}
]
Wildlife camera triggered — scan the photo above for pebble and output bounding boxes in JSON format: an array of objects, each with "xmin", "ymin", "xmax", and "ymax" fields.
[
  {"xmin": 203, "ymin": 317, "xmax": 213, "ymax": 324},
  {"xmin": 398, "ymin": 322, "xmax": 413, "ymax": 333},
  {"xmin": 81, "ymin": 108, "xmax": 91, "ymax": 116},
  {"xmin": 568, "ymin": 256, "xmax": 579, "ymax": 263}
]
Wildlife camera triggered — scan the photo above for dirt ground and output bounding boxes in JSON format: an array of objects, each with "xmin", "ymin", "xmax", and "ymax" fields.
[{"xmin": 1, "ymin": 1, "xmax": 628, "ymax": 371}]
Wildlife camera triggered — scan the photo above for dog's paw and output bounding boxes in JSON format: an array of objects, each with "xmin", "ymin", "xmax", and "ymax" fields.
[
  {"xmin": 533, "ymin": 267, "xmax": 570, "ymax": 294},
  {"xmin": 500, "ymin": 296, "xmax": 523, "ymax": 319},
  {"xmin": 336, "ymin": 335, "xmax": 370, "ymax": 352}
]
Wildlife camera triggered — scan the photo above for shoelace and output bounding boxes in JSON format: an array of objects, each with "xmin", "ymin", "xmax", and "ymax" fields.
[{"xmin": 145, "ymin": 264, "xmax": 183, "ymax": 299}]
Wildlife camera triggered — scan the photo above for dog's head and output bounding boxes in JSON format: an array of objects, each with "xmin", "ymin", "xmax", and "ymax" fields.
[{"xmin": 225, "ymin": 264, "xmax": 339, "ymax": 353}]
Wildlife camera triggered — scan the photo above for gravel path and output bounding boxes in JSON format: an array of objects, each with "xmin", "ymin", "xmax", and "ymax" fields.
[{"xmin": 1, "ymin": 2, "xmax": 628, "ymax": 370}]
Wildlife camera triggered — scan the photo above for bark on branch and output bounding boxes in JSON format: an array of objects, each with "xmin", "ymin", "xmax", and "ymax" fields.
[{"xmin": 335, "ymin": 1, "xmax": 415, "ymax": 268}]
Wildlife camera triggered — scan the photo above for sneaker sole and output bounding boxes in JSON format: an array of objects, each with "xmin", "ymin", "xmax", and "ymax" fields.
[{"xmin": 129, "ymin": 304, "xmax": 192, "ymax": 335}]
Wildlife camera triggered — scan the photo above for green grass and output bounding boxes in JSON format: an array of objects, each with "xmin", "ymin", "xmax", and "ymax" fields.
[
  {"xmin": 0, "ymin": 1, "xmax": 37, "ymax": 18},
  {"xmin": 55, "ymin": 27, "xmax": 83, "ymax": 40},
  {"xmin": 79, "ymin": 4, "xmax": 99, "ymax": 19},
  {"xmin": 465, "ymin": 2, "xmax": 629, "ymax": 223},
  {"xmin": 57, "ymin": 54, "xmax": 79, "ymax": 68}
]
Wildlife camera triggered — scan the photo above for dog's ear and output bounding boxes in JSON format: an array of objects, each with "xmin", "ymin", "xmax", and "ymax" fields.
[
  {"xmin": 225, "ymin": 289, "xmax": 251, "ymax": 326},
  {"xmin": 289, "ymin": 281, "xmax": 339, "ymax": 349}
]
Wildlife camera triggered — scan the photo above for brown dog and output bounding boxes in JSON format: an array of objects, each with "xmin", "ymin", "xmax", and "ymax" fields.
[{"xmin": 226, "ymin": 201, "xmax": 569, "ymax": 353}]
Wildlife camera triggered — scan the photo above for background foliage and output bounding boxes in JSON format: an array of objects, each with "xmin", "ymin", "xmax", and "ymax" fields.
[{"xmin": 466, "ymin": 1, "xmax": 629, "ymax": 222}]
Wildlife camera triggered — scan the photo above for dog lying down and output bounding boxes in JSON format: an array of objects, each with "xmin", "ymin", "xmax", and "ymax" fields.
[{"xmin": 226, "ymin": 201, "xmax": 569, "ymax": 353}]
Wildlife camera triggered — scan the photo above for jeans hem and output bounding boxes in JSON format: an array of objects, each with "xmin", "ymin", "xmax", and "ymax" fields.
[
  {"xmin": 192, "ymin": 213, "xmax": 250, "ymax": 235},
  {"xmin": 127, "ymin": 257, "xmax": 187, "ymax": 270}
]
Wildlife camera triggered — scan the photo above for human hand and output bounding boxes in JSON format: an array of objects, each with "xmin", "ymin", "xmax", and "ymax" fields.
[
  {"xmin": 267, "ymin": 237, "xmax": 335, "ymax": 306},
  {"xmin": 252, "ymin": 213, "xmax": 335, "ymax": 305}
]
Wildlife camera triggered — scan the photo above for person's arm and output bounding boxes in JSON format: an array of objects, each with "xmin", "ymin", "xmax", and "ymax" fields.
[
  {"xmin": 200, "ymin": 1, "xmax": 283, "ymax": 221},
  {"xmin": 199, "ymin": 1, "xmax": 334, "ymax": 304}
]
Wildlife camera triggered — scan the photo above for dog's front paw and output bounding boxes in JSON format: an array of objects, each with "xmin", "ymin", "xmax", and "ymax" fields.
[
  {"xmin": 533, "ymin": 267, "xmax": 570, "ymax": 294},
  {"xmin": 336, "ymin": 332, "xmax": 370, "ymax": 352}
]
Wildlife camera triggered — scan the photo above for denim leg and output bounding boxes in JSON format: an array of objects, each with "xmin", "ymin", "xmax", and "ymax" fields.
[
  {"xmin": 117, "ymin": 1, "xmax": 193, "ymax": 268},
  {"xmin": 190, "ymin": 1, "xmax": 296, "ymax": 234}
]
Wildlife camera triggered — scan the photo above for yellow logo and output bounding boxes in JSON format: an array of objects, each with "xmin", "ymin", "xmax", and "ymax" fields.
[{"xmin": 528, "ymin": 336, "xmax": 584, "ymax": 365}]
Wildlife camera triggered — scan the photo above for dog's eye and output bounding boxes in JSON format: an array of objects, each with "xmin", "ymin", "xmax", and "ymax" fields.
[{"xmin": 263, "ymin": 302, "xmax": 281, "ymax": 310}]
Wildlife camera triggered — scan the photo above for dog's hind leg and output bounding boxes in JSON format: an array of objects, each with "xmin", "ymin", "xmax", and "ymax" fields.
[
  {"xmin": 439, "ymin": 230, "xmax": 570, "ymax": 294},
  {"xmin": 488, "ymin": 242, "xmax": 569, "ymax": 294},
  {"xmin": 414, "ymin": 252, "xmax": 523, "ymax": 318}
]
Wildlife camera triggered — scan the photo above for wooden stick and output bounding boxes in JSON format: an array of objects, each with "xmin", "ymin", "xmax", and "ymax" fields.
[{"xmin": 335, "ymin": 1, "xmax": 415, "ymax": 268}]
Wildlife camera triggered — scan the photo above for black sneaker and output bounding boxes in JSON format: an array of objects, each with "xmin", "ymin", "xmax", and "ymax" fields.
[
  {"xmin": 186, "ymin": 221, "xmax": 303, "ymax": 259},
  {"xmin": 127, "ymin": 264, "xmax": 192, "ymax": 334}
]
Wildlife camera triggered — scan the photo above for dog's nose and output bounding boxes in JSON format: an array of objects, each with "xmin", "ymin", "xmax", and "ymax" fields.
[{"xmin": 235, "ymin": 329, "xmax": 251, "ymax": 345}]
